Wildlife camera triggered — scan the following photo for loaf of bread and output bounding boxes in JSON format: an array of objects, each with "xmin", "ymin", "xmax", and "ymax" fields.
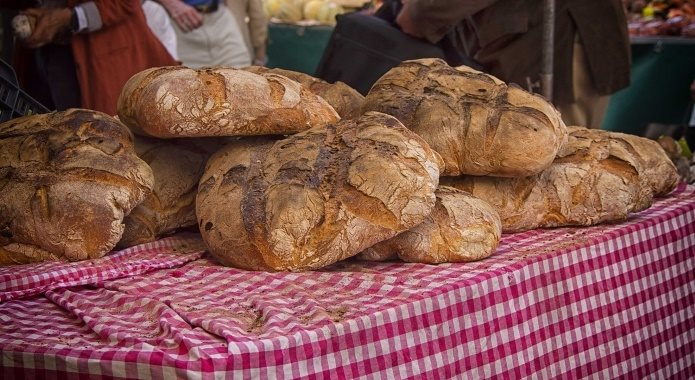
[
  {"xmin": 441, "ymin": 127, "xmax": 676, "ymax": 232},
  {"xmin": 196, "ymin": 112, "xmax": 441, "ymax": 271},
  {"xmin": 358, "ymin": 187, "xmax": 501, "ymax": 264},
  {"xmin": 117, "ymin": 66, "xmax": 340, "ymax": 138},
  {"xmin": 362, "ymin": 58, "xmax": 568, "ymax": 177},
  {"xmin": 117, "ymin": 137, "xmax": 228, "ymax": 248},
  {"xmin": 564, "ymin": 127, "xmax": 679, "ymax": 198},
  {"xmin": 243, "ymin": 66, "xmax": 364, "ymax": 119},
  {"xmin": 0, "ymin": 109, "xmax": 154, "ymax": 264}
]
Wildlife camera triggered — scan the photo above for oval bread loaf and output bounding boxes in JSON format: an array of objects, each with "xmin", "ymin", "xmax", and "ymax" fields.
[
  {"xmin": 243, "ymin": 66, "xmax": 365, "ymax": 119},
  {"xmin": 0, "ymin": 109, "xmax": 154, "ymax": 264},
  {"xmin": 564, "ymin": 127, "xmax": 679, "ymax": 198},
  {"xmin": 441, "ymin": 128, "xmax": 674, "ymax": 232},
  {"xmin": 358, "ymin": 186, "xmax": 501, "ymax": 264},
  {"xmin": 363, "ymin": 58, "xmax": 568, "ymax": 177},
  {"xmin": 196, "ymin": 112, "xmax": 441, "ymax": 271},
  {"xmin": 117, "ymin": 66, "xmax": 340, "ymax": 138}
]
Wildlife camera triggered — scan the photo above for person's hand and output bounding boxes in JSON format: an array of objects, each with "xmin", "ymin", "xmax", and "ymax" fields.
[
  {"xmin": 21, "ymin": 7, "xmax": 71, "ymax": 48},
  {"xmin": 253, "ymin": 45, "xmax": 267, "ymax": 66},
  {"xmin": 395, "ymin": 0, "xmax": 424, "ymax": 38},
  {"xmin": 159, "ymin": 0, "xmax": 203, "ymax": 33}
]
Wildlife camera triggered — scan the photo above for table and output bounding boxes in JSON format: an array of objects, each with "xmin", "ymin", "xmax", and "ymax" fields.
[
  {"xmin": 601, "ymin": 36, "xmax": 695, "ymax": 135},
  {"xmin": 1, "ymin": 184, "xmax": 694, "ymax": 379}
]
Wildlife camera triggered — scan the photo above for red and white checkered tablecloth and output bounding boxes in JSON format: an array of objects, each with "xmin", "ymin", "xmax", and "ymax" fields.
[{"xmin": 1, "ymin": 184, "xmax": 694, "ymax": 379}]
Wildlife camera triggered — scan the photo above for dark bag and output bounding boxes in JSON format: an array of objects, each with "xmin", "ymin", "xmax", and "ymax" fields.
[{"xmin": 315, "ymin": 3, "xmax": 481, "ymax": 95}]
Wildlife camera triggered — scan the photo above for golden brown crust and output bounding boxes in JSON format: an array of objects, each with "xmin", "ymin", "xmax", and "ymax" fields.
[
  {"xmin": 243, "ymin": 66, "xmax": 365, "ymax": 119},
  {"xmin": 362, "ymin": 59, "xmax": 568, "ymax": 177},
  {"xmin": 358, "ymin": 186, "xmax": 501, "ymax": 264},
  {"xmin": 196, "ymin": 112, "xmax": 441, "ymax": 271},
  {"xmin": 117, "ymin": 137, "xmax": 228, "ymax": 248},
  {"xmin": 564, "ymin": 127, "xmax": 680, "ymax": 198},
  {"xmin": 440, "ymin": 128, "xmax": 674, "ymax": 232},
  {"xmin": 0, "ymin": 109, "xmax": 154, "ymax": 264},
  {"xmin": 117, "ymin": 66, "xmax": 340, "ymax": 138}
]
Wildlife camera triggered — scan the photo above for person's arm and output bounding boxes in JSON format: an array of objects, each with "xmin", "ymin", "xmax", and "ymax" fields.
[
  {"xmin": 396, "ymin": 0, "xmax": 500, "ymax": 43},
  {"xmin": 21, "ymin": 0, "xmax": 174, "ymax": 49},
  {"xmin": 156, "ymin": 0, "xmax": 203, "ymax": 32},
  {"xmin": 20, "ymin": 0, "xmax": 148, "ymax": 48},
  {"xmin": 21, "ymin": 7, "xmax": 72, "ymax": 48},
  {"xmin": 247, "ymin": 0, "xmax": 268, "ymax": 65},
  {"xmin": 75, "ymin": 0, "xmax": 145, "ymax": 30}
]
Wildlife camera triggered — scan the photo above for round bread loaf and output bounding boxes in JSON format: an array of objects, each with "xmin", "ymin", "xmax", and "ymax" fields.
[
  {"xmin": 358, "ymin": 186, "xmax": 501, "ymax": 264},
  {"xmin": 243, "ymin": 66, "xmax": 365, "ymax": 119},
  {"xmin": 441, "ymin": 128, "xmax": 670, "ymax": 232},
  {"xmin": 363, "ymin": 58, "xmax": 568, "ymax": 177},
  {"xmin": 117, "ymin": 66, "xmax": 340, "ymax": 138},
  {"xmin": 117, "ymin": 137, "xmax": 228, "ymax": 248},
  {"xmin": 0, "ymin": 109, "xmax": 154, "ymax": 264},
  {"xmin": 196, "ymin": 112, "xmax": 441, "ymax": 271}
]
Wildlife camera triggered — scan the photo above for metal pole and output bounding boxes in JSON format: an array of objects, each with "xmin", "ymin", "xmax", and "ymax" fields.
[{"xmin": 541, "ymin": 0, "xmax": 555, "ymax": 102}]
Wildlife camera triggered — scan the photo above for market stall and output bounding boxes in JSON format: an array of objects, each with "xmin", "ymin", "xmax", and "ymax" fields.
[
  {"xmin": 2, "ymin": 3, "xmax": 694, "ymax": 376},
  {"xmin": 267, "ymin": 29, "xmax": 695, "ymax": 136},
  {"xmin": 264, "ymin": 0, "xmax": 367, "ymax": 75},
  {"xmin": 602, "ymin": 36, "xmax": 695, "ymax": 135},
  {"xmin": 1, "ymin": 184, "xmax": 694, "ymax": 378},
  {"xmin": 267, "ymin": 23, "xmax": 334, "ymax": 75},
  {"xmin": 266, "ymin": 1, "xmax": 695, "ymax": 137}
]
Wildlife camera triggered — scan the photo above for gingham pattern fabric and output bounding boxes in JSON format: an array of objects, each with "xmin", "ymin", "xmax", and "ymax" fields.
[
  {"xmin": 0, "ymin": 233, "xmax": 207, "ymax": 303},
  {"xmin": 1, "ymin": 184, "xmax": 694, "ymax": 379}
]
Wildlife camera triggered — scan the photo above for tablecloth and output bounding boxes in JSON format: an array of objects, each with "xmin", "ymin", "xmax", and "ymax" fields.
[{"xmin": 1, "ymin": 184, "xmax": 694, "ymax": 379}]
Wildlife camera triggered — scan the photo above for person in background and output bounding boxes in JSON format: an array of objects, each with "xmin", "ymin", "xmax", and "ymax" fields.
[
  {"xmin": 395, "ymin": 0, "xmax": 631, "ymax": 129},
  {"xmin": 6, "ymin": 0, "xmax": 177, "ymax": 115},
  {"xmin": 226, "ymin": 0, "xmax": 268, "ymax": 66},
  {"xmin": 142, "ymin": 0, "xmax": 179, "ymax": 61},
  {"xmin": 157, "ymin": 0, "xmax": 250, "ymax": 68},
  {"xmin": 685, "ymin": 79, "xmax": 695, "ymax": 150}
]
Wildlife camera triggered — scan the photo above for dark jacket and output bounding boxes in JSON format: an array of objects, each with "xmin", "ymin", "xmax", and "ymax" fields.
[{"xmin": 408, "ymin": 0, "xmax": 631, "ymax": 104}]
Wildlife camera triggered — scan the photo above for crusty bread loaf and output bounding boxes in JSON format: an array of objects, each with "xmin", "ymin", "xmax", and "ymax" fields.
[
  {"xmin": 117, "ymin": 137, "xmax": 229, "ymax": 248},
  {"xmin": 0, "ymin": 109, "xmax": 154, "ymax": 264},
  {"xmin": 565, "ymin": 127, "xmax": 679, "ymax": 198},
  {"xmin": 243, "ymin": 66, "xmax": 364, "ymax": 119},
  {"xmin": 358, "ymin": 187, "xmax": 501, "ymax": 264},
  {"xmin": 440, "ymin": 127, "xmax": 669, "ymax": 232},
  {"xmin": 117, "ymin": 66, "xmax": 340, "ymax": 138},
  {"xmin": 362, "ymin": 58, "xmax": 568, "ymax": 177},
  {"xmin": 196, "ymin": 112, "xmax": 441, "ymax": 271}
]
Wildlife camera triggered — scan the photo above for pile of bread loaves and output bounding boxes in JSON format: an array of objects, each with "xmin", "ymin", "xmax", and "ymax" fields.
[{"xmin": 0, "ymin": 59, "xmax": 680, "ymax": 270}]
